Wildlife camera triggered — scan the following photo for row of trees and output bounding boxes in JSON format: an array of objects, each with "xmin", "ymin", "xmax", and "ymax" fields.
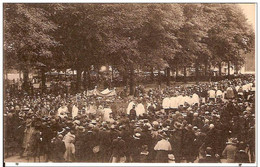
[{"xmin": 4, "ymin": 4, "xmax": 255, "ymax": 94}]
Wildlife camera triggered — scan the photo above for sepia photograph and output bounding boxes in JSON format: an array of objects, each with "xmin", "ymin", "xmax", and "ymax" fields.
[{"xmin": 3, "ymin": 2, "xmax": 256, "ymax": 164}]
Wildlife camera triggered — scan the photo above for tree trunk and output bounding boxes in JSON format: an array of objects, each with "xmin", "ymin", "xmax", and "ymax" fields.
[
  {"xmin": 158, "ymin": 70, "xmax": 161, "ymax": 86},
  {"xmin": 129, "ymin": 65, "xmax": 134, "ymax": 95},
  {"xmin": 83, "ymin": 70, "xmax": 87, "ymax": 89},
  {"xmin": 204, "ymin": 61, "xmax": 208, "ymax": 76},
  {"xmin": 218, "ymin": 63, "xmax": 222, "ymax": 76},
  {"xmin": 195, "ymin": 61, "xmax": 199, "ymax": 83},
  {"xmin": 19, "ymin": 69, "xmax": 22, "ymax": 80},
  {"xmin": 208, "ymin": 64, "xmax": 211, "ymax": 82},
  {"xmin": 234, "ymin": 64, "xmax": 238, "ymax": 74},
  {"xmin": 150, "ymin": 67, "xmax": 154, "ymax": 82},
  {"xmin": 176, "ymin": 66, "xmax": 178, "ymax": 82},
  {"xmin": 227, "ymin": 61, "xmax": 230, "ymax": 77},
  {"xmin": 76, "ymin": 69, "xmax": 82, "ymax": 92},
  {"xmin": 166, "ymin": 67, "xmax": 170, "ymax": 86},
  {"xmin": 5, "ymin": 70, "xmax": 8, "ymax": 80},
  {"xmin": 87, "ymin": 70, "xmax": 91, "ymax": 89},
  {"xmin": 183, "ymin": 66, "xmax": 187, "ymax": 83},
  {"xmin": 23, "ymin": 68, "xmax": 29, "ymax": 92},
  {"xmin": 123, "ymin": 72, "xmax": 127, "ymax": 87},
  {"xmin": 41, "ymin": 68, "xmax": 46, "ymax": 94},
  {"xmin": 111, "ymin": 66, "xmax": 114, "ymax": 88},
  {"xmin": 72, "ymin": 70, "xmax": 75, "ymax": 78}
]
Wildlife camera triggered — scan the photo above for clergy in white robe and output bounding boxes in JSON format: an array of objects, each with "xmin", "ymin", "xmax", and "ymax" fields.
[
  {"xmin": 71, "ymin": 105, "xmax": 79, "ymax": 119},
  {"xmin": 235, "ymin": 85, "xmax": 240, "ymax": 92},
  {"xmin": 103, "ymin": 108, "xmax": 113, "ymax": 122},
  {"xmin": 86, "ymin": 104, "xmax": 97, "ymax": 115},
  {"xmin": 162, "ymin": 97, "xmax": 170, "ymax": 109},
  {"xmin": 192, "ymin": 93, "xmax": 200, "ymax": 105},
  {"xmin": 183, "ymin": 95, "xmax": 191, "ymax": 106},
  {"xmin": 136, "ymin": 103, "xmax": 146, "ymax": 116},
  {"xmin": 170, "ymin": 97, "xmax": 178, "ymax": 109},
  {"xmin": 208, "ymin": 89, "xmax": 216, "ymax": 99},
  {"xmin": 57, "ymin": 105, "xmax": 68, "ymax": 117},
  {"xmin": 176, "ymin": 95, "xmax": 185, "ymax": 107}
]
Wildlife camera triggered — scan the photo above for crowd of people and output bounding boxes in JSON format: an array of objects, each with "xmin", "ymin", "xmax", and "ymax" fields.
[{"xmin": 4, "ymin": 75, "xmax": 255, "ymax": 163}]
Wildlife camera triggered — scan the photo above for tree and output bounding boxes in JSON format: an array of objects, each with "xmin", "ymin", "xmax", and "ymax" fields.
[
  {"xmin": 206, "ymin": 4, "xmax": 254, "ymax": 77},
  {"xmin": 176, "ymin": 4, "xmax": 218, "ymax": 82},
  {"xmin": 4, "ymin": 4, "xmax": 58, "ymax": 92},
  {"xmin": 138, "ymin": 4, "xmax": 183, "ymax": 86},
  {"xmin": 104, "ymin": 4, "xmax": 183, "ymax": 91}
]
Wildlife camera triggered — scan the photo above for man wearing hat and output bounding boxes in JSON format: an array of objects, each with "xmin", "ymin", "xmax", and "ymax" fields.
[
  {"xmin": 169, "ymin": 122, "xmax": 183, "ymax": 163},
  {"xmin": 198, "ymin": 147, "xmax": 220, "ymax": 163},
  {"xmin": 154, "ymin": 132, "xmax": 172, "ymax": 163},
  {"xmin": 129, "ymin": 105, "xmax": 137, "ymax": 121},
  {"xmin": 162, "ymin": 96, "xmax": 171, "ymax": 115},
  {"xmin": 192, "ymin": 112, "xmax": 203, "ymax": 129},
  {"xmin": 52, "ymin": 134, "xmax": 66, "ymax": 162},
  {"xmin": 110, "ymin": 134, "xmax": 127, "ymax": 163},
  {"xmin": 129, "ymin": 132, "xmax": 143, "ymax": 162},
  {"xmin": 98, "ymin": 126, "xmax": 111, "ymax": 162},
  {"xmin": 74, "ymin": 126, "xmax": 86, "ymax": 162},
  {"xmin": 182, "ymin": 124, "xmax": 196, "ymax": 163},
  {"xmin": 234, "ymin": 141, "xmax": 250, "ymax": 163},
  {"xmin": 222, "ymin": 138, "xmax": 238, "ymax": 163}
]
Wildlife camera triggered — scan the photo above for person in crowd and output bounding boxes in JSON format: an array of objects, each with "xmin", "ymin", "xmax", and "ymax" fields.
[
  {"xmin": 110, "ymin": 134, "xmax": 127, "ymax": 163},
  {"xmin": 64, "ymin": 137, "xmax": 75, "ymax": 162},
  {"xmin": 198, "ymin": 147, "xmax": 220, "ymax": 163},
  {"xmin": 222, "ymin": 138, "xmax": 238, "ymax": 163},
  {"xmin": 3, "ymin": 76, "xmax": 255, "ymax": 163},
  {"xmin": 154, "ymin": 132, "xmax": 172, "ymax": 163},
  {"xmin": 234, "ymin": 141, "xmax": 250, "ymax": 163},
  {"xmin": 52, "ymin": 134, "xmax": 66, "ymax": 162}
]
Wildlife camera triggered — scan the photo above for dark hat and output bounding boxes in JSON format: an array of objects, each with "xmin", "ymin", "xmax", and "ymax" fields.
[
  {"xmin": 174, "ymin": 122, "xmax": 182, "ymax": 130},
  {"xmin": 159, "ymin": 132, "xmax": 168, "ymax": 139},
  {"xmin": 238, "ymin": 141, "xmax": 247, "ymax": 150}
]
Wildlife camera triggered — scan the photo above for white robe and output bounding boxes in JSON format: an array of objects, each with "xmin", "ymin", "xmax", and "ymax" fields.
[
  {"xmin": 235, "ymin": 86, "xmax": 240, "ymax": 92},
  {"xmin": 63, "ymin": 132, "xmax": 76, "ymax": 147},
  {"xmin": 72, "ymin": 105, "xmax": 78, "ymax": 119},
  {"xmin": 86, "ymin": 104, "xmax": 96, "ymax": 114},
  {"xmin": 136, "ymin": 103, "xmax": 146, "ymax": 116},
  {"xmin": 57, "ymin": 106, "xmax": 68, "ymax": 116},
  {"xmin": 103, "ymin": 108, "xmax": 113, "ymax": 122},
  {"xmin": 242, "ymin": 84, "xmax": 249, "ymax": 92},
  {"xmin": 216, "ymin": 90, "xmax": 223, "ymax": 98},
  {"xmin": 162, "ymin": 97, "xmax": 170, "ymax": 109},
  {"xmin": 208, "ymin": 90, "xmax": 216, "ymax": 98},
  {"xmin": 177, "ymin": 95, "xmax": 185, "ymax": 106},
  {"xmin": 127, "ymin": 101, "xmax": 135, "ymax": 115},
  {"xmin": 170, "ymin": 97, "xmax": 178, "ymax": 109},
  {"xmin": 192, "ymin": 93, "xmax": 200, "ymax": 104},
  {"xmin": 183, "ymin": 96, "xmax": 191, "ymax": 105}
]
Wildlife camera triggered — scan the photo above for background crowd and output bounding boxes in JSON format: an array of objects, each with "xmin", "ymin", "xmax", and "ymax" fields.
[{"xmin": 4, "ymin": 76, "xmax": 255, "ymax": 163}]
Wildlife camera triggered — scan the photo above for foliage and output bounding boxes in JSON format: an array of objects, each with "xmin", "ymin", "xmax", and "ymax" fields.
[{"xmin": 3, "ymin": 3, "xmax": 255, "ymax": 81}]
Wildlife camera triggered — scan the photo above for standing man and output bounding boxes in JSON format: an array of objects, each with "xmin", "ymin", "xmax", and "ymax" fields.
[
  {"xmin": 129, "ymin": 105, "xmax": 137, "ymax": 121},
  {"xmin": 110, "ymin": 134, "xmax": 127, "ymax": 163}
]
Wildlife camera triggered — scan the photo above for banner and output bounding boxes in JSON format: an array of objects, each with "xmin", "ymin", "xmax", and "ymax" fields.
[
  {"xmin": 86, "ymin": 87, "xmax": 117, "ymax": 97},
  {"xmin": 96, "ymin": 88, "xmax": 117, "ymax": 97}
]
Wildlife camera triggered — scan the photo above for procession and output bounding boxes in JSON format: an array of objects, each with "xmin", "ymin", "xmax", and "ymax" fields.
[
  {"xmin": 3, "ymin": 3, "xmax": 256, "ymax": 164},
  {"xmin": 4, "ymin": 75, "xmax": 255, "ymax": 163}
]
